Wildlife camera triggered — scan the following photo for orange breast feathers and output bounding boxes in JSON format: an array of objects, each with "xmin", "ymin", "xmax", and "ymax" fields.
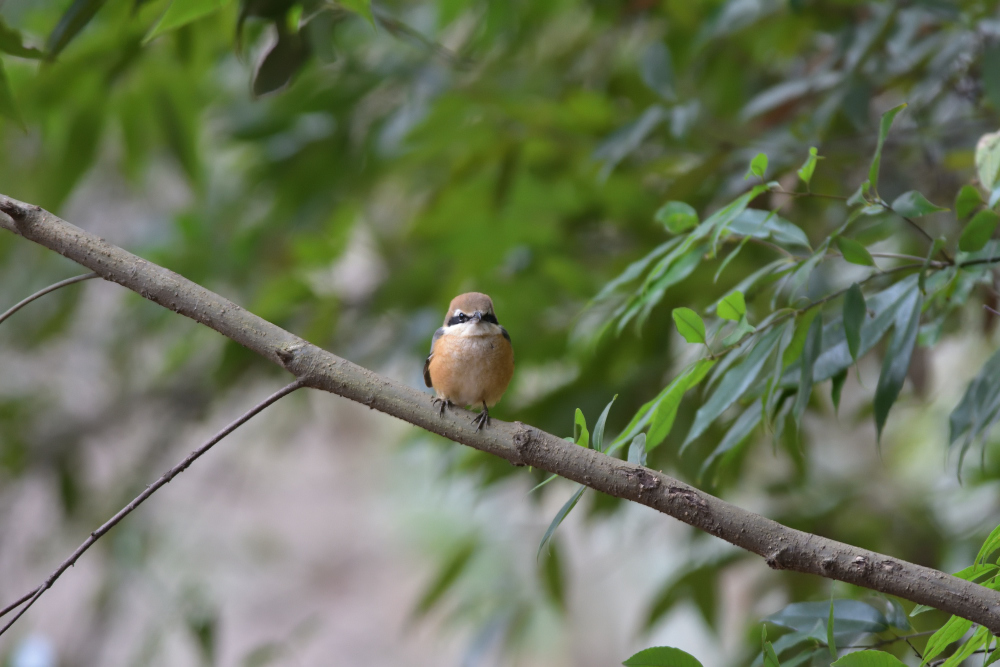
[{"xmin": 427, "ymin": 331, "xmax": 514, "ymax": 408}]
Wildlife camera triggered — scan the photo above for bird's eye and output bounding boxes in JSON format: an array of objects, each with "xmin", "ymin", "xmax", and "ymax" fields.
[{"xmin": 458, "ymin": 313, "xmax": 469, "ymax": 322}]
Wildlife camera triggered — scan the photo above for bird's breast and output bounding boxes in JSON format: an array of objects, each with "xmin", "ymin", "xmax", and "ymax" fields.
[{"xmin": 428, "ymin": 332, "xmax": 514, "ymax": 408}]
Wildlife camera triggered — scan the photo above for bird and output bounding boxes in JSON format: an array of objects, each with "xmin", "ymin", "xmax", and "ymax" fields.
[{"xmin": 423, "ymin": 292, "xmax": 514, "ymax": 431}]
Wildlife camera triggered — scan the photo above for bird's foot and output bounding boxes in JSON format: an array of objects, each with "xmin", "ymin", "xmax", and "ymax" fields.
[
  {"xmin": 472, "ymin": 404, "xmax": 490, "ymax": 431},
  {"xmin": 432, "ymin": 397, "xmax": 453, "ymax": 416}
]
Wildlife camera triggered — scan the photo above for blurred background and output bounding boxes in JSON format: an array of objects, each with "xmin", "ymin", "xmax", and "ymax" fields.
[{"xmin": 2, "ymin": 0, "xmax": 1000, "ymax": 665}]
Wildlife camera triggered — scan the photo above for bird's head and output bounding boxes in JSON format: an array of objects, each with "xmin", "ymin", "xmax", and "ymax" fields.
[{"xmin": 444, "ymin": 292, "xmax": 501, "ymax": 330}]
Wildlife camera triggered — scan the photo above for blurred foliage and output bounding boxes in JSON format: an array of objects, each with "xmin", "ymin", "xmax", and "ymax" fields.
[{"xmin": 4, "ymin": 0, "xmax": 1000, "ymax": 664}]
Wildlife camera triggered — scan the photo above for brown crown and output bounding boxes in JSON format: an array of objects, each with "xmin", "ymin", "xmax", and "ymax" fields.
[{"xmin": 445, "ymin": 292, "xmax": 496, "ymax": 325}]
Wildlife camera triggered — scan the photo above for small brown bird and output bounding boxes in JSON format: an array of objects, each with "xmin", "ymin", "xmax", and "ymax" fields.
[{"xmin": 424, "ymin": 292, "xmax": 514, "ymax": 430}]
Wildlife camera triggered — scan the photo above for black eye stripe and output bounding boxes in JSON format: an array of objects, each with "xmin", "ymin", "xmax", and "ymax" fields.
[
  {"xmin": 446, "ymin": 312, "xmax": 500, "ymax": 326},
  {"xmin": 481, "ymin": 313, "xmax": 499, "ymax": 325}
]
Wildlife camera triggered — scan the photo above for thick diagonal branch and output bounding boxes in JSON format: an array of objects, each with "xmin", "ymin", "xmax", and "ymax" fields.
[{"xmin": 2, "ymin": 194, "xmax": 1000, "ymax": 632}]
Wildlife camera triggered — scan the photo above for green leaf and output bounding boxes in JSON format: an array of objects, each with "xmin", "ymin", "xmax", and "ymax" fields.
[
  {"xmin": 977, "ymin": 131, "xmax": 1000, "ymax": 192},
  {"xmin": 46, "ymin": 0, "xmax": 108, "ymax": 59},
  {"xmin": 717, "ymin": 290, "xmax": 747, "ymax": 321},
  {"xmin": 950, "ymin": 348, "xmax": 1000, "ymax": 459},
  {"xmin": 339, "ymin": 0, "xmax": 376, "ymax": 28},
  {"xmin": 768, "ymin": 600, "xmax": 889, "ymax": 638},
  {"xmin": 793, "ymin": 313, "xmax": 822, "ymax": 426},
  {"xmin": 835, "ymin": 237, "xmax": 875, "ymax": 266},
  {"xmin": 976, "ymin": 523, "xmax": 1000, "ymax": 565},
  {"xmin": 537, "ymin": 485, "xmax": 585, "ymax": 559},
  {"xmin": 940, "ymin": 625, "xmax": 988, "ymax": 667},
  {"xmin": 700, "ymin": 400, "xmax": 761, "ymax": 478},
  {"xmin": 0, "ymin": 18, "xmax": 44, "ymax": 59},
  {"xmin": 684, "ymin": 324, "xmax": 787, "ymax": 447},
  {"xmin": 253, "ymin": 28, "xmax": 312, "ymax": 97},
  {"xmin": 868, "ymin": 103, "xmax": 906, "ymax": 192},
  {"xmin": 413, "ymin": 540, "xmax": 477, "ymax": 617},
  {"xmin": 646, "ymin": 359, "xmax": 716, "ymax": 451},
  {"xmin": 958, "ymin": 210, "xmax": 999, "ymax": 253},
  {"xmin": 673, "ymin": 307, "xmax": 706, "ymax": 344},
  {"xmin": 832, "ymin": 652, "xmax": 906, "ymax": 667},
  {"xmin": 623, "ymin": 646, "xmax": 703, "ymax": 667},
  {"xmin": 890, "ymin": 190, "xmax": 948, "ymax": 218},
  {"xmin": 721, "ymin": 313, "xmax": 756, "ymax": 347},
  {"xmin": 540, "ymin": 541, "xmax": 565, "ymax": 610},
  {"xmin": 827, "ymin": 597, "xmax": 837, "ymax": 658},
  {"xmin": 783, "ymin": 310, "xmax": 820, "ymax": 367},
  {"xmin": 145, "ymin": 0, "xmax": 234, "ymax": 43},
  {"xmin": 874, "ymin": 286, "xmax": 922, "ymax": 442},
  {"xmin": 655, "ymin": 201, "xmax": 699, "ymax": 234},
  {"xmin": 747, "ymin": 152, "xmax": 768, "ymax": 180},
  {"xmin": 728, "ymin": 209, "xmax": 812, "ymax": 251},
  {"xmin": 844, "ymin": 283, "xmax": 867, "ymax": 362},
  {"xmin": 831, "ymin": 369, "xmax": 847, "ymax": 415},
  {"xmin": 921, "ymin": 616, "xmax": 973, "ymax": 665},
  {"xmin": 0, "ymin": 58, "xmax": 24, "ymax": 130},
  {"xmin": 592, "ymin": 395, "xmax": 617, "ymax": 453},
  {"xmin": 797, "ymin": 147, "xmax": 820, "ymax": 186},
  {"xmin": 707, "ymin": 184, "xmax": 769, "ymax": 254},
  {"xmin": 640, "ymin": 42, "xmax": 675, "ymax": 101},
  {"xmin": 574, "ymin": 408, "xmax": 590, "ymax": 449},
  {"xmin": 627, "ymin": 434, "xmax": 647, "ymax": 466},
  {"xmin": 955, "ymin": 185, "xmax": 984, "ymax": 220},
  {"xmin": 884, "ymin": 598, "xmax": 911, "ymax": 631}
]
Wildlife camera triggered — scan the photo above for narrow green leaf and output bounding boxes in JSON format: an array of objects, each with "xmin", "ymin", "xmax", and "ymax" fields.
[
  {"xmin": 721, "ymin": 313, "xmax": 756, "ymax": 347},
  {"xmin": 413, "ymin": 541, "xmax": 477, "ymax": 617},
  {"xmin": 798, "ymin": 147, "xmax": 820, "ymax": 186},
  {"xmin": 339, "ymin": 0, "xmax": 376, "ymax": 27},
  {"xmin": 574, "ymin": 408, "xmax": 590, "ymax": 449},
  {"xmin": 684, "ymin": 324, "xmax": 787, "ymax": 447},
  {"xmin": 987, "ymin": 644, "xmax": 1000, "ymax": 666},
  {"xmin": 868, "ymin": 103, "xmax": 907, "ymax": 192},
  {"xmin": 783, "ymin": 310, "xmax": 820, "ymax": 367},
  {"xmin": 844, "ymin": 283, "xmax": 867, "ymax": 361},
  {"xmin": 700, "ymin": 400, "xmax": 761, "ymax": 479},
  {"xmin": 836, "ymin": 237, "xmax": 875, "ymax": 266},
  {"xmin": 921, "ymin": 616, "xmax": 973, "ymax": 665},
  {"xmin": 655, "ymin": 201, "xmax": 699, "ymax": 234},
  {"xmin": 874, "ymin": 287, "xmax": 922, "ymax": 442},
  {"xmin": 959, "ymin": 210, "xmax": 999, "ymax": 253},
  {"xmin": 592, "ymin": 395, "xmax": 617, "ymax": 453},
  {"xmin": 940, "ymin": 625, "xmax": 988, "ymax": 667},
  {"xmin": 646, "ymin": 359, "xmax": 716, "ymax": 451},
  {"xmin": 627, "ymin": 434, "xmax": 647, "ymax": 466},
  {"xmin": 673, "ymin": 307, "xmax": 707, "ymax": 344},
  {"xmin": 0, "ymin": 58, "xmax": 24, "ymax": 129},
  {"xmin": 792, "ymin": 313, "xmax": 822, "ymax": 425},
  {"xmin": 537, "ymin": 485, "xmax": 585, "ymax": 559},
  {"xmin": 717, "ymin": 290, "xmax": 747, "ymax": 322},
  {"xmin": 955, "ymin": 184, "xmax": 984, "ymax": 220},
  {"xmin": 623, "ymin": 646, "xmax": 703, "ymax": 667},
  {"xmin": 832, "ymin": 652, "xmax": 906, "ymax": 667},
  {"xmin": 707, "ymin": 184, "xmax": 769, "ymax": 255},
  {"xmin": 884, "ymin": 598, "xmax": 911, "ymax": 631},
  {"xmin": 977, "ymin": 131, "xmax": 1000, "ymax": 192},
  {"xmin": 831, "ymin": 369, "xmax": 847, "ymax": 415},
  {"xmin": 145, "ymin": 0, "xmax": 233, "ymax": 43},
  {"xmin": 46, "ymin": 0, "xmax": 108, "ymax": 59},
  {"xmin": 767, "ymin": 600, "xmax": 889, "ymax": 636},
  {"xmin": 827, "ymin": 597, "xmax": 837, "ymax": 658},
  {"xmin": 762, "ymin": 632, "xmax": 780, "ymax": 667},
  {"xmin": 0, "ymin": 17, "xmax": 44, "ymax": 59},
  {"xmin": 747, "ymin": 152, "xmax": 768, "ymax": 180},
  {"xmin": 976, "ymin": 524, "xmax": 1000, "ymax": 565},
  {"xmin": 252, "ymin": 29, "xmax": 311, "ymax": 97},
  {"xmin": 890, "ymin": 190, "xmax": 948, "ymax": 218}
]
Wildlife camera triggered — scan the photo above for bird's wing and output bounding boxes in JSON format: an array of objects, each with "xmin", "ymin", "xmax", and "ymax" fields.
[
  {"xmin": 423, "ymin": 327, "xmax": 446, "ymax": 388},
  {"xmin": 500, "ymin": 326, "xmax": 511, "ymax": 342}
]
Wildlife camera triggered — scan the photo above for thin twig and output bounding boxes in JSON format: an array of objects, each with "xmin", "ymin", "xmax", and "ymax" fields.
[
  {"xmin": 881, "ymin": 202, "xmax": 953, "ymax": 264},
  {"xmin": 841, "ymin": 629, "xmax": 936, "ymax": 649},
  {"xmin": 773, "ymin": 188, "xmax": 849, "ymax": 201},
  {"xmin": 0, "ymin": 379, "xmax": 305, "ymax": 635},
  {"xmin": 0, "ymin": 272, "xmax": 98, "ymax": 326}
]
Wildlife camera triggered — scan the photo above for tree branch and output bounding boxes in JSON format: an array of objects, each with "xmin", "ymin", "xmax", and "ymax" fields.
[
  {"xmin": 0, "ymin": 378, "xmax": 305, "ymax": 635},
  {"xmin": 0, "ymin": 271, "xmax": 98, "ymax": 326},
  {"xmin": 2, "ymin": 194, "xmax": 1000, "ymax": 632}
]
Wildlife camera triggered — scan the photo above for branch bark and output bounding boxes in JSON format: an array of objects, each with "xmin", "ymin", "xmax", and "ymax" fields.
[{"xmin": 2, "ymin": 193, "xmax": 999, "ymax": 631}]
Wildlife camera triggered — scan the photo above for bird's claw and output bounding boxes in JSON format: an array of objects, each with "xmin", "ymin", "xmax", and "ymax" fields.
[
  {"xmin": 472, "ymin": 407, "xmax": 490, "ymax": 431},
  {"xmin": 432, "ymin": 397, "xmax": 452, "ymax": 416}
]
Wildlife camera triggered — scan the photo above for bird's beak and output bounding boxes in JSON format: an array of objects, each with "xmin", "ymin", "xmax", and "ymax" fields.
[{"xmin": 472, "ymin": 311, "xmax": 483, "ymax": 323}]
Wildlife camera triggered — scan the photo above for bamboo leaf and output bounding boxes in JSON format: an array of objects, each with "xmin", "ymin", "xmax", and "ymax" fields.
[
  {"xmin": 592, "ymin": 395, "xmax": 617, "ymax": 453},
  {"xmin": 537, "ymin": 485, "xmax": 585, "ymax": 559},
  {"xmin": 874, "ymin": 286, "xmax": 922, "ymax": 442},
  {"xmin": 46, "ymin": 0, "xmax": 108, "ymax": 59},
  {"xmin": 145, "ymin": 0, "xmax": 233, "ymax": 43},
  {"xmin": 646, "ymin": 359, "xmax": 716, "ymax": 451},
  {"xmin": 792, "ymin": 313, "xmax": 822, "ymax": 426},
  {"xmin": 869, "ymin": 103, "xmax": 907, "ymax": 192},
  {"xmin": 844, "ymin": 283, "xmax": 867, "ymax": 362}
]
